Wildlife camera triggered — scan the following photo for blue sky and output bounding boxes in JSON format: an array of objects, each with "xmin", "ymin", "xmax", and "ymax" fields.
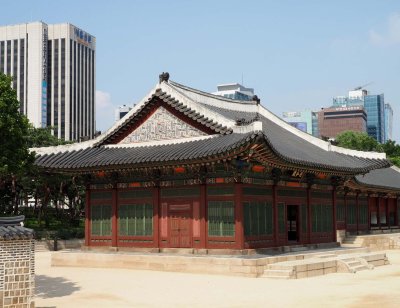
[{"xmin": 2, "ymin": 0, "xmax": 399, "ymax": 142}]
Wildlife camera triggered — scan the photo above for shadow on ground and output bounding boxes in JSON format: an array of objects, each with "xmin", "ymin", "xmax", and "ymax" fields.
[{"xmin": 35, "ymin": 275, "xmax": 80, "ymax": 298}]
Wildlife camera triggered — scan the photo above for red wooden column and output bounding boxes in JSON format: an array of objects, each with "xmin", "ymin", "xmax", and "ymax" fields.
[
  {"xmin": 200, "ymin": 183, "xmax": 207, "ymax": 249},
  {"xmin": 235, "ymin": 183, "xmax": 244, "ymax": 250},
  {"xmin": 377, "ymin": 197, "xmax": 381, "ymax": 229},
  {"xmin": 153, "ymin": 186, "xmax": 160, "ymax": 248},
  {"xmin": 272, "ymin": 184, "xmax": 278, "ymax": 246},
  {"xmin": 397, "ymin": 197, "xmax": 400, "ymax": 227},
  {"xmin": 356, "ymin": 192, "xmax": 359, "ymax": 234},
  {"xmin": 307, "ymin": 186, "xmax": 312, "ymax": 244},
  {"xmin": 332, "ymin": 187, "xmax": 337, "ymax": 242},
  {"xmin": 84, "ymin": 187, "xmax": 91, "ymax": 247},
  {"xmin": 111, "ymin": 187, "xmax": 118, "ymax": 248},
  {"xmin": 386, "ymin": 197, "xmax": 390, "ymax": 228}
]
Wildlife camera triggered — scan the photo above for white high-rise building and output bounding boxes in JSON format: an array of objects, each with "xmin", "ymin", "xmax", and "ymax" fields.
[
  {"xmin": 115, "ymin": 105, "xmax": 132, "ymax": 122},
  {"xmin": 0, "ymin": 21, "xmax": 96, "ymax": 141}
]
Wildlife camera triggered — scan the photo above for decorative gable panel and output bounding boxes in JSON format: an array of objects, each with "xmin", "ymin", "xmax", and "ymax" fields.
[{"xmin": 119, "ymin": 106, "xmax": 207, "ymax": 143}]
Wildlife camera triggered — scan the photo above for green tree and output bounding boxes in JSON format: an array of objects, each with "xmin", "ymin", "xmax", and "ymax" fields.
[
  {"xmin": 335, "ymin": 131, "xmax": 400, "ymax": 168},
  {"xmin": 335, "ymin": 131, "xmax": 383, "ymax": 152},
  {"xmin": 27, "ymin": 126, "xmax": 67, "ymax": 148},
  {"xmin": 0, "ymin": 73, "xmax": 35, "ymax": 212}
]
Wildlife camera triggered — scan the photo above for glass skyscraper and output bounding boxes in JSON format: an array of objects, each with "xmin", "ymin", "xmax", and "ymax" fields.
[
  {"xmin": 384, "ymin": 103, "xmax": 393, "ymax": 142},
  {"xmin": 364, "ymin": 94, "xmax": 385, "ymax": 143}
]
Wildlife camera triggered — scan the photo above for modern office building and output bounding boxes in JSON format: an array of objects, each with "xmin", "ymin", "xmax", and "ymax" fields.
[
  {"xmin": 318, "ymin": 106, "xmax": 367, "ymax": 139},
  {"xmin": 213, "ymin": 83, "xmax": 254, "ymax": 101},
  {"xmin": 332, "ymin": 89, "xmax": 385, "ymax": 143},
  {"xmin": 115, "ymin": 105, "xmax": 132, "ymax": 122},
  {"xmin": 364, "ymin": 94, "xmax": 385, "ymax": 143},
  {"xmin": 384, "ymin": 103, "xmax": 393, "ymax": 142},
  {"xmin": 0, "ymin": 21, "xmax": 96, "ymax": 141},
  {"xmin": 282, "ymin": 110, "xmax": 319, "ymax": 136}
]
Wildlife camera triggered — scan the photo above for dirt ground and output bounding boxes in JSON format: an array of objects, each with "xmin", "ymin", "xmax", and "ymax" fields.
[{"xmin": 35, "ymin": 250, "xmax": 400, "ymax": 308}]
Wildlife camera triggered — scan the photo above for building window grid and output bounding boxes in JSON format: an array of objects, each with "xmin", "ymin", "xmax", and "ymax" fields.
[
  {"xmin": 54, "ymin": 39, "xmax": 59, "ymax": 135},
  {"xmin": 61, "ymin": 39, "xmax": 65, "ymax": 139},
  {"xmin": 19, "ymin": 39, "xmax": 25, "ymax": 113},
  {"xmin": 0, "ymin": 41, "xmax": 5, "ymax": 72},
  {"xmin": 47, "ymin": 40, "xmax": 52, "ymax": 126},
  {"xmin": 6, "ymin": 40, "xmax": 11, "ymax": 75}
]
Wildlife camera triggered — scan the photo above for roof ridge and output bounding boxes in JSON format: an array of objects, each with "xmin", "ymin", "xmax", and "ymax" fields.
[{"xmin": 168, "ymin": 80, "xmax": 257, "ymax": 106}]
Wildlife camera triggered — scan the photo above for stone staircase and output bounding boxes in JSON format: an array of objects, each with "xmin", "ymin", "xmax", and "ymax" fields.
[
  {"xmin": 337, "ymin": 256, "xmax": 371, "ymax": 273},
  {"xmin": 261, "ymin": 250, "xmax": 388, "ymax": 279},
  {"xmin": 342, "ymin": 235, "xmax": 364, "ymax": 247}
]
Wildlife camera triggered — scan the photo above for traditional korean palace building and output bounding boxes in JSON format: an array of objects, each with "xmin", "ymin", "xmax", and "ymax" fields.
[{"xmin": 33, "ymin": 73, "xmax": 400, "ymax": 251}]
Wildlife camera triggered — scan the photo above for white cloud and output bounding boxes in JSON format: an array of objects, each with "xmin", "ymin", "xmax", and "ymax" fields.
[
  {"xmin": 95, "ymin": 90, "xmax": 115, "ymax": 133},
  {"xmin": 96, "ymin": 90, "xmax": 112, "ymax": 109},
  {"xmin": 369, "ymin": 13, "xmax": 400, "ymax": 46}
]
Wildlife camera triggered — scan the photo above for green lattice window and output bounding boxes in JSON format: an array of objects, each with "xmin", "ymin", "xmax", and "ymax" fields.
[
  {"xmin": 243, "ymin": 201, "xmax": 273, "ymax": 236},
  {"xmin": 278, "ymin": 203, "xmax": 285, "ymax": 234},
  {"xmin": 91, "ymin": 204, "xmax": 112, "ymax": 236},
  {"xmin": 336, "ymin": 202, "xmax": 345, "ymax": 222},
  {"xmin": 346, "ymin": 200, "xmax": 356, "ymax": 225},
  {"xmin": 359, "ymin": 200, "xmax": 368, "ymax": 225},
  {"xmin": 301, "ymin": 204, "xmax": 307, "ymax": 233},
  {"xmin": 311, "ymin": 204, "xmax": 332, "ymax": 233},
  {"xmin": 119, "ymin": 203, "xmax": 153, "ymax": 236},
  {"xmin": 208, "ymin": 201, "xmax": 235, "ymax": 237}
]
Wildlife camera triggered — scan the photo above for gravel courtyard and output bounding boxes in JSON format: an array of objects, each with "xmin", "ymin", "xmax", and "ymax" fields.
[{"xmin": 35, "ymin": 250, "xmax": 400, "ymax": 308}]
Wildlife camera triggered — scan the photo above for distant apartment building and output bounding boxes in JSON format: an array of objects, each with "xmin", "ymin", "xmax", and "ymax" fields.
[
  {"xmin": 282, "ymin": 110, "xmax": 319, "ymax": 136},
  {"xmin": 213, "ymin": 83, "xmax": 254, "ymax": 101},
  {"xmin": 0, "ymin": 21, "xmax": 96, "ymax": 141},
  {"xmin": 384, "ymin": 103, "xmax": 393, "ymax": 142},
  {"xmin": 332, "ymin": 88, "xmax": 385, "ymax": 143},
  {"xmin": 115, "ymin": 104, "xmax": 132, "ymax": 121},
  {"xmin": 318, "ymin": 106, "xmax": 367, "ymax": 139}
]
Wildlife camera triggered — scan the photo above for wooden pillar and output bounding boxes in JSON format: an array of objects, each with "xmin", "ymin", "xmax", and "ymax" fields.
[
  {"xmin": 367, "ymin": 195, "xmax": 371, "ymax": 228},
  {"xmin": 272, "ymin": 184, "xmax": 278, "ymax": 246},
  {"xmin": 396, "ymin": 197, "xmax": 399, "ymax": 227},
  {"xmin": 332, "ymin": 187, "xmax": 337, "ymax": 242},
  {"xmin": 344, "ymin": 193, "xmax": 348, "ymax": 232},
  {"xmin": 386, "ymin": 197, "xmax": 390, "ymax": 228},
  {"xmin": 200, "ymin": 183, "xmax": 207, "ymax": 249},
  {"xmin": 84, "ymin": 187, "xmax": 91, "ymax": 247},
  {"xmin": 111, "ymin": 187, "xmax": 118, "ymax": 247},
  {"xmin": 307, "ymin": 186, "xmax": 312, "ymax": 244},
  {"xmin": 235, "ymin": 183, "xmax": 244, "ymax": 250},
  {"xmin": 153, "ymin": 186, "xmax": 160, "ymax": 248},
  {"xmin": 377, "ymin": 197, "xmax": 381, "ymax": 229},
  {"xmin": 356, "ymin": 192, "xmax": 359, "ymax": 234}
]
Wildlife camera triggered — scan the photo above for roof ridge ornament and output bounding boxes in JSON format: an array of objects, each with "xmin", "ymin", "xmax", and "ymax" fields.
[
  {"xmin": 252, "ymin": 95, "xmax": 260, "ymax": 105},
  {"xmin": 159, "ymin": 72, "xmax": 170, "ymax": 84}
]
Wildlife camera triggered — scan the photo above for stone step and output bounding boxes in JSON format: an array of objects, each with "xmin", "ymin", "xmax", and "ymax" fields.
[
  {"xmin": 346, "ymin": 260, "xmax": 362, "ymax": 267},
  {"xmin": 351, "ymin": 264, "xmax": 369, "ymax": 272},
  {"xmin": 263, "ymin": 269, "xmax": 294, "ymax": 279}
]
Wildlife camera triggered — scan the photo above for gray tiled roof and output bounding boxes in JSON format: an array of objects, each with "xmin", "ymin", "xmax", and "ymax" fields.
[
  {"xmin": 0, "ymin": 216, "xmax": 34, "ymax": 240},
  {"xmin": 36, "ymin": 133, "xmax": 258, "ymax": 171},
  {"xmin": 33, "ymin": 79, "xmax": 390, "ymax": 175},
  {"xmin": 355, "ymin": 167, "xmax": 400, "ymax": 191}
]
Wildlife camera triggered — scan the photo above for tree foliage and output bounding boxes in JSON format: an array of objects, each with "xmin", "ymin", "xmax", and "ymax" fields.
[
  {"xmin": 335, "ymin": 131, "xmax": 383, "ymax": 152},
  {"xmin": 335, "ymin": 130, "xmax": 400, "ymax": 167},
  {"xmin": 0, "ymin": 72, "xmax": 84, "ymax": 230},
  {"xmin": 0, "ymin": 74, "xmax": 35, "ymax": 178}
]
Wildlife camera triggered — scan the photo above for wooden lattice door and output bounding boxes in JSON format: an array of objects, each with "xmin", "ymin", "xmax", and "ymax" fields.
[{"xmin": 169, "ymin": 204, "xmax": 192, "ymax": 248}]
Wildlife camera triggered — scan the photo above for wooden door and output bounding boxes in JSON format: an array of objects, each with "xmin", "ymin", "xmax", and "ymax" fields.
[{"xmin": 169, "ymin": 206, "xmax": 192, "ymax": 248}]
